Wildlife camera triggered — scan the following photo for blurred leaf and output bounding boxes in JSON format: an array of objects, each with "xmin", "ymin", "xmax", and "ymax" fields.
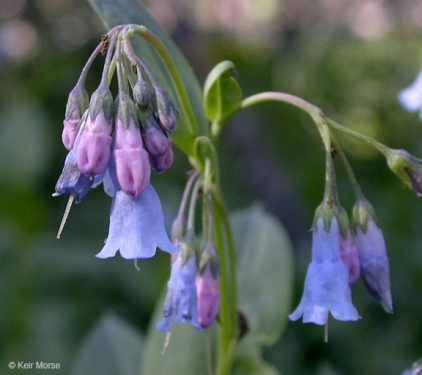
[
  {"xmin": 232, "ymin": 336, "xmax": 281, "ymax": 375},
  {"xmin": 204, "ymin": 60, "xmax": 242, "ymax": 123},
  {"xmin": 230, "ymin": 205, "xmax": 294, "ymax": 345},
  {"xmin": 142, "ymin": 290, "xmax": 209, "ymax": 375},
  {"xmin": 70, "ymin": 314, "xmax": 143, "ymax": 375},
  {"xmin": 88, "ymin": 0, "xmax": 207, "ymax": 155},
  {"xmin": 0, "ymin": 96, "xmax": 52, "ymax": 187}
]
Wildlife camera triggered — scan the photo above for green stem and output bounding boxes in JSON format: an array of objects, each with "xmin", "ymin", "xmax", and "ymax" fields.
[
  {"xmin": 100, "ymin": 33, "xmax": 117, "ymax": 86},
  {"xmin": 124, "ymin": 25, "xmax": 198, "ymax": 136},
  {"xmin": 212, "ymin": 186, "xmax": 237, "ymax": 375},
  {"xmin": 330, "ymin": 131, "xmax": 366, "ymax": 201},
  {"xmin": 325, "ymin": 117, "xmax": 390, "ymax": 156}
]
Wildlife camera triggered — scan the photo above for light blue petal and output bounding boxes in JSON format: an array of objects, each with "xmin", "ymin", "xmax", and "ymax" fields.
[
  {"xmin": 156, "ymin": 254, "xmax": 202, "ymax": 332},
  {"xmin": 96, "ymin": 184, "xmax": 178, "ymax": 259},
  {"xmin": 398, "ymin": 69, "xmax": 422, "ymax": 112}
]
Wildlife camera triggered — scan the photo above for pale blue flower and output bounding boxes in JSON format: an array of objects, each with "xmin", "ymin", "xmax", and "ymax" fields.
[
  {"xmin": 156, "ymin": 253, "xmax": 202, "ymax": 332},
  {"xmin": 355, "ymin": 218, "xmax": 392, "ymax": 313},
  {"xmin": 289, "ymin": 217, "xmax": 360, "ymax": 325},
  {"xmin": 96, "ymin": 184, "xmax": 178, "ymax": 259},
  {"xmin": 398, "ymin": 69, "xmax": 422, "ymax": 119}
]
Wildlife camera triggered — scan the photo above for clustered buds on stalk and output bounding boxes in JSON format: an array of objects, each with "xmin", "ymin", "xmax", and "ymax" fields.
[{"xmin": 54, "ymin": 25, "xmax": 180, "ymax": 259}]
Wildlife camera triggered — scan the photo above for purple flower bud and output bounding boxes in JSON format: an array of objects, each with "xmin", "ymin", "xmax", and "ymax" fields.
[
  {"xmin": 195, "ymin": 264, "xmax": 220, "ymax": 329},
  {"xmin": 96, "ymin": 184, "xmax": 178, "ymax": 259},
  {"xmin": 133, "ymin": 78, "xmax": 153, "ymax": 108},
  {"xmin": 62, "ymin": 83, "xmax": 89, "ymax": 150},
  {"xmin": 113, "ymin": 116, "xmax": 151, "ymax": 198},
  {"xmin": 143, "ymin": 125, "xmax": 171, "ymax": 157},
  {"xmin": 62, "ymin": 111, "xmax": 80, "ymax": 151},
  {"xmin": 339, "ymin": 230, "xmax": 361, "ymax": 285},
  {"xmin": 289, "ymin": 217, "xmax": 359, "ymax": 325},
  {"xmin": 355, "ymin": 218, "xmax": 393, "ymax": 313},
  {"xmin": 76, "ymin": 110, "xmax": 113, "ymax": 177},
  {"xmin": 149, "ymin": 145, "xmax": 174, "ymax": 174},
  {"xmin": 156, "ymin": 252, "xmax": 202, "ymax": 332},
  {"xmin": 155, "ymin": 87, "xmax": 177, "ymax": 132}
]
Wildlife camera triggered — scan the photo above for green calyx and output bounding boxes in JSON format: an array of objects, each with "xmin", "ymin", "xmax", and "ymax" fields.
[
  {"xmin": 116, "ymin": 92, "xmax": 138, "ymax": 129},
  {"xmin": 89, "ymin": 83, "xmax": 114, "ymax": 123},
  {"xmin": 65, "ymin": 83, "xmax": 89, "ymax": 120},
  {"xmin": 198, "ymin": 244, "xmax": 220, "ymax": 278},
  {"xmin": 313, "ymin": 199, "xmax": 349, "ymax": 237},
  {"xmin": 137, "ymin": 106, "xmax": 160, "ymax": 133},
  {"xmin": 352, "ymin": 199, "xmax": 377, "ymax": 233},
  {"xmin": 179, "ymin": 229, "xmax": 200, "ymax": 266},
  {"xmin": 133, "ymin": 76, "xmax": 153, "ymax": 108},
  {"xmin": 385, "ymin": 148, "xmax": 422, "ymax": 197}
]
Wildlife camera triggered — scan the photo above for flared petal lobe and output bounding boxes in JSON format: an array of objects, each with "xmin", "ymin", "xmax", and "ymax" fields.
[
  {"xmin": 289, "ymin": 217, "xmax": 359, "ymax": 325},
  {"xmin": 96, "ymin": 184, "xmax": 178, "ymax": 259}
]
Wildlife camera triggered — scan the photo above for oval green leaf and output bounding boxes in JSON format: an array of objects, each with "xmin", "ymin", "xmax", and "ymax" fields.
[
  {"xmin": 204, "ymin": 60, "xmax": 242, "ymax": 123},
  {"xmin": 230, "ymin": 205, "xmax": 294, "ymax": 346},
  {"xmin": 70, "ymin": 314, "xmax": 144, "ymax": 375}
]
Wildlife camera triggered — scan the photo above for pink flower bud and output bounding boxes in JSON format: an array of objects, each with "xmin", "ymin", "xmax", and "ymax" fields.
[
  {"xmin": 195, "ymin": 264, "xmax": 220, "ymax": 329},
  {"xmin": 76, "ymin": 111, "xmax": 112, "ymax": 176},
  {"xmin": 143, "ymin": 126, "xmax": 171, "ymax": 157},
  {"xmin": 149, "ymin": 145, "xmax": 174, "ymax": 174},
  {"xmin": 339, "ymin": 230, "xmax": 360, "ymax": 285},
  {"xmin": 62, "ymin": 110, "xmax": 80, "ymax": 151},
  {"xmin": 113, "ymin": 116, "xmax": 151, "ymax": 198}
]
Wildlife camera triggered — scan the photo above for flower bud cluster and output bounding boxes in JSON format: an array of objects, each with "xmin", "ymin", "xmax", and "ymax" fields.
[
  {"xmin": 54, "ymin": 26, "xmax": 179, "ymax": 261},
  {"xmin": 57, "ymin": 26, "xmax": 177, "ymax": 203}
]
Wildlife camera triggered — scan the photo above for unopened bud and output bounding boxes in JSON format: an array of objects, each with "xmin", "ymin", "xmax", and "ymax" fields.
[
  {"xmin": 113, "ymin": 113, "xmax": 150, "ymax": 198},
  {"xmin": 155, "ymin": 87, "xmax": 177, "ymax": 132},
  {"xmin": 355, "ymin": 217, "xmax": 393, "ymax": 313},
  {"xmin": 385, "ymin": 148, "xmax": 422, "ymax": 197},
  {"xmin": 139, "ymin": 109, "xmax": 171, "ymax": 157},
  {"xmin": 62, "ymin": 84, "xmax": 89, "ymax": 150},
  {"xmin": 149, "ymin": 145, "xmax": 173, "ymax": 174},
  {"xmin": 133, "ymin": 77, "xmax": 153, "ymax": 108},
  {"xmin": 195, "ymin": 263, "xmax": 220, "ymax": 329}
]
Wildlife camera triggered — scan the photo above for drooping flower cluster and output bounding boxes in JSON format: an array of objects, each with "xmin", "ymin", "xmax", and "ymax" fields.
[
  {"xmin": 54, "ymin": 25, "xmax": 178, "ymax": 260},
  {"xmin": 156, "ymin": 177, "xmax": 220, "ymax": 333},
  {"xmin": 290, "ymin": 197, "xmax": 392, "ymax": 327}
]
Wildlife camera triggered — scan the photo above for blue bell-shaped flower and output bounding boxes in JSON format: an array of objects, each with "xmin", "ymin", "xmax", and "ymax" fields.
[
  {"xmin": 289, "ymin": 217, "xmax": 360, "ymax": 325},
  {"xmin": 96, "ymin": 184, "xmax": 178, "ymax": 259}
]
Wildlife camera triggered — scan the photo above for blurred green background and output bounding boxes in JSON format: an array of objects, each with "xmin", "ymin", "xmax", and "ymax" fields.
[{"xmin": 1, "ymin": 0, "xmax": 422, "ymax": 374}]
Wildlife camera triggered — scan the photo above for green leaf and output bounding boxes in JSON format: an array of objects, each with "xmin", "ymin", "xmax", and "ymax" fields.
[
  {"xmin": 87, "ymin": 0, "xmax": 207, "ymax": 155},
  {"xmin": 230, "ymin": 205, "xmax": 294, "ymax": 346},
  {"xmin": 70, "ymin": 314, "xmax": 144, "ymax": 375},
  {"xmin": 142, "ymin": 290, "xmax": 210, "ymax": 375},
  {"xmin": 204, "ymin": 60, "xmax": 242, "ymax": 123},
  {"xmin": 232, "ymin": 336, "xmax": 282, "ymax": 375}
]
